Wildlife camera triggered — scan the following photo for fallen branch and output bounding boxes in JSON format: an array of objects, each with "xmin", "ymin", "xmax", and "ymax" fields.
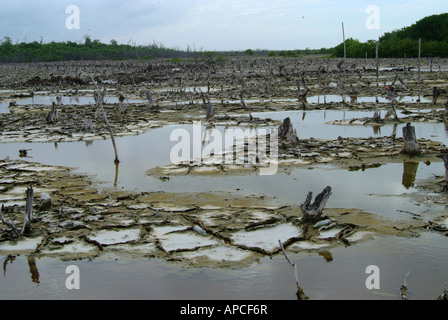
[{"xmin": 278, "ymin": 240, "xmax": 309, "ymax": 300}]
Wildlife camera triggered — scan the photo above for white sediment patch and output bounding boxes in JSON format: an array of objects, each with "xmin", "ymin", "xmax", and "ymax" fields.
[
  {"xmin": 230, "ymin": 223, "xmax": 301, "ymax": 253},
  {"xmin": 87, "ymin": 228, "xmax": 141, "ymax": 246},
  {"xmin": 0, "ymin": 236, "xmax": 44, "ymax": 254}
]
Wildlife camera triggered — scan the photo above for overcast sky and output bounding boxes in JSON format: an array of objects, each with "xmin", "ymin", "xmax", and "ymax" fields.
[{"xmin": 0, "ymin": 0, "xmax": 447, "ymax": 51}]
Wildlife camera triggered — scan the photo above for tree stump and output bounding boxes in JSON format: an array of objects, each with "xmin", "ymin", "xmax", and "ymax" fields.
[
  {"xmin": 432, "ymin": 87, "xmax": 441, "ymax": 105},
  {"xmin": 278, "ymin": 117, "xmax": 299, "ymax": 145},
  {"xmin": 402, "ymin": 123, "xmax": 420, "ymax": 156},
  {"xmin": 45, "ymin": 102, "xmax": 58, "ymax": 124},
  {"xmin": 300, "ymin": 186, "xmax": 332, "ymax": 222}
]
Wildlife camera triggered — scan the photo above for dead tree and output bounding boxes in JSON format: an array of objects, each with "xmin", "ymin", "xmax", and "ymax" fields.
[
  {"xmin": 387, "ymin": 102, "xmax": 399, "ymax": 121},
  {"xmin": 21, "ymin": 186, "xmax": 34, "ymax": 235},
  {"xmin": 442, "ymin": 153, "xmax": 448, "ymax": 190},
  {"xmin": 300, "ymin": 186, "xmax": 332, "ymax": 223},
  {"xmin": 432, "ymin": 87, "xmax": 442, "ymax": 105},
  {"xmin": 278, "ymin": 117, "xmax": 299, "ymax": 145},
  {"xmin": 200, "ymin": 92, "xmax": 214, "ymax": 120},
  {"xmin": 45, "ymin": 102, "xmax": 58, "ymax": 124},
  {"xmin": 145, "ymin": 90, "xmax": 158, "ymax": 109},
  {"xmin": 239, "ymin": 76, "xmax": 248, "ymax": 109},
  {"xmin": 444, "ymin": 101, "xmax": 448, "ymax": 119},
  {"xmin": 93, "ymin": 88, "xmax": 120, "ymax": 164},
  {"xmin": 0, "ymin": 186, "xmax": 34, "ymax": 237},
  {"xmin": 402, "ymin": 123, "xmax": 420, "ymax": 156},
  {"xmin": 103, "ymin": 111, "xmax": 120, "ymax": 164}
]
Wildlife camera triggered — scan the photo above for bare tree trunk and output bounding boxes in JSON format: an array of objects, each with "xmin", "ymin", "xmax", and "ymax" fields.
[
  {"xmin": 402, "ymin": 123, "xmax": 420, "ymax": 156},
  {"xmin": 300, "ymin": 186, "xmax": 332, "ymax": 222},
  {"xmin": 375, "ymin": 42, "xmax": 379, "ymax": 82},
  {"xmin": 444, "ymin": 101, "xmax": 448, "ymax": 119},
  {"xmin": 442, "ymin": 153, "xmax": 448, "ymax": 189},
  {"xmin": 418, "ymin": 39, "xmax": 422, "ymax": 84},
  {"xmin": 103, "ymin": 112, "xmax": 120, "ymax": 164},
  {"xmin": 432, "ymin": 87, "xmax": 441, "ymax": 105},
  {"xmin": 21, "ymin": 186, "xmax": 34, "ymax": 235}
]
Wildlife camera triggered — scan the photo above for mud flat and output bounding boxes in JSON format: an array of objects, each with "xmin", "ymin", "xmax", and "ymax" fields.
[{"xmin": 0, "ymin": 158, "xmax": 447, "ymax": 271}]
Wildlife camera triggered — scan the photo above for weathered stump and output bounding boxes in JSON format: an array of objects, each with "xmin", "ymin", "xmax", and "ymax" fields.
[
  {"xmin": 278, "ymin": 117, "xmax": 299, "ymax": 145},
  {"xmin": 432, "ymin": 87, "xmax": 441, "ymax": 105},
  {"xmin": 145, "ymin": 90, "xmax": 157, "ymax": 108},
  {"xmin": 442, "ymin": 153, "xmax": 448, "ymax": 189},
  {"xmin": 45, "ymin": 102, "xmax": 58, "ymax": 124},
  {"xmin": 300, "ymin": 186, "xmax": 332, "ymax": 223},
  {"xmin": 372, "ymin": 111, "xmax": 381, "ymax": 123},
  {"xmin": 402, "ymin": 123, "xmax": 420, "ymax": 156}
]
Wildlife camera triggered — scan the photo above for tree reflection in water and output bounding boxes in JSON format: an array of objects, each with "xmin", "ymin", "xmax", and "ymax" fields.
[{"xmin": 2, "ymin": 255, "xmax": 40, "ymax": 284}]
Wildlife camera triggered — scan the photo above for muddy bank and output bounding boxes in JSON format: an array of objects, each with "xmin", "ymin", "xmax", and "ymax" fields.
[{"xmin": 147, "ymin": 132, "xmax": 447, "ymax": 178}]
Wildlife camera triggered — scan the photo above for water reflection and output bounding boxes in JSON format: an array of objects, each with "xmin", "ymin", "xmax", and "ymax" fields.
[
  {"xmin": 2, "ymin": 255, "xmax": 40, "ymax": 284},
  {"xmin": 27, "ymin": 256, "xmax": 40, "ymax": 284},
  {"xmin": 402, "ymin": 161, "xmax": 419, "ymax": 189},
  {"xmin": 114, "ymin": 162, "xmax": 120, "ymax": 187},
  {"xmin": 372, "ymin": 125, "xmax": 381, "ymax": 136}
]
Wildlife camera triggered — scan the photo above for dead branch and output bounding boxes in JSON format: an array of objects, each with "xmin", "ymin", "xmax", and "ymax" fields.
[
  {"xmin": 0, "ymin": 205, "xmax": 20, "ymax": 238},
  {"xmin": 278, "ymin": 240, "xmax": 309, "ymax": 300}
]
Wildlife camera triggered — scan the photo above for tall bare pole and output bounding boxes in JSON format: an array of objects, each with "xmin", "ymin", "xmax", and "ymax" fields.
[
  {"xmin": 376, "ymin": 41, "xmax": 379, "ymax": 83},
  {"xmin": 418, "ymin": 39, "xmax": 422, "ymax": 84},
  {"xmin": 342, "ymin": 22, "xmax": 347, "ymax": 72}
]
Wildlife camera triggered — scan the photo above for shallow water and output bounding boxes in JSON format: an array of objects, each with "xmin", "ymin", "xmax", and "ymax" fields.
[
  {"xmin": 0, "ymin": 111, "xmax": 446, "ymax": 219},
  {"xmin": 0, "ymin": 231, "xmax": 446, "ymax": 300}
]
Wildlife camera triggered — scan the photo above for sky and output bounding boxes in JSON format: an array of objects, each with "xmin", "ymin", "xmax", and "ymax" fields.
[{"xmin": 0, "ymin": 0, "xmax": 447, "ymax": 51}]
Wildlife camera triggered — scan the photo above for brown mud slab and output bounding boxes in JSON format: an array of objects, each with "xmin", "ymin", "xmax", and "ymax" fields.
[{"xmin": 0, "ymin": 158, "xmax": 445, "ymax": 269}]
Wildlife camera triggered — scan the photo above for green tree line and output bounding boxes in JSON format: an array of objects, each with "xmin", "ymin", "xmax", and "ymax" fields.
[
  {"xmin": 0, "ymin": 36, "xmax": 195, "ymax": 63},
  {"xmin": 332, "ymin": 13, "xmax": 448, "ymax": 58}
]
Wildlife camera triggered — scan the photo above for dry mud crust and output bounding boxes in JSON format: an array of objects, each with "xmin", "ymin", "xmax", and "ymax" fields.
[{"xmin": 0, "ymin": 158, "xmax": 445, "ymax": 268}]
